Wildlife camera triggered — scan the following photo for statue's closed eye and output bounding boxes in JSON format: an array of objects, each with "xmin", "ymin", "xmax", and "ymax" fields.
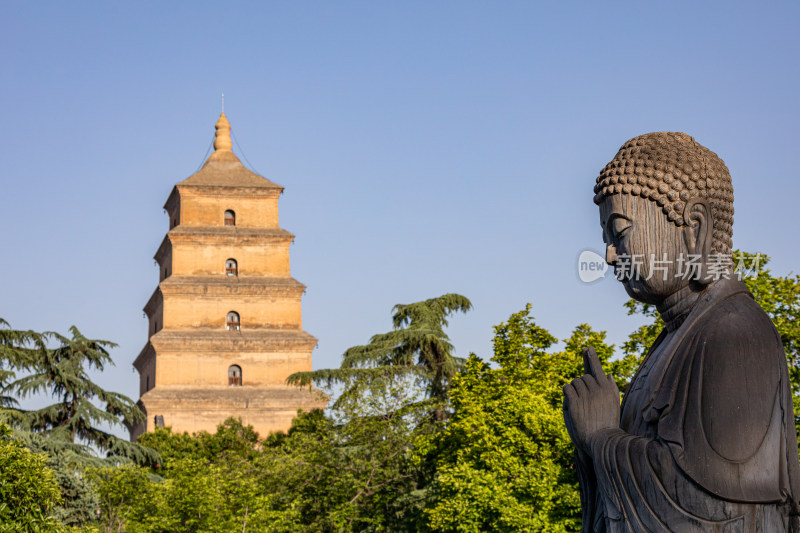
[{"xmin": 611, "ymin": 217, "xmax": 631, "ymax": 241}]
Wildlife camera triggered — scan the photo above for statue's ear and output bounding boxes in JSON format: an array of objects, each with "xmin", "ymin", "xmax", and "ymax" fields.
[{"xmin": 682, "ymin": 198, "xmax": 713, "ymax": 285}]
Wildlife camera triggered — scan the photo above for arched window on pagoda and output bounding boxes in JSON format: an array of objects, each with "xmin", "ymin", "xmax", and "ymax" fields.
[
  {"xmin": 228, "ymin": 365, "xmax": 242, "ymax": 386},
  {"xmin": 226, "ymin": 311, "xmax": 240, "ymax": 331},
  {"xmin": 224, "ymin": 210, "xmax": 236, "ymax": 226},
  {"xmin": 225, "ymin": 258, "xmax": 238, "ymax": 277}
]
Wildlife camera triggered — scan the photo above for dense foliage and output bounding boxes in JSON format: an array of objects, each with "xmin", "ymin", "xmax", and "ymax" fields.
[
  {"xmin": 0, "ymin": 423, "xmax": 63, "ymax": 532},
  {"xmin": 418, "ymin": 306, "xmax": 583, "ymax": 531},
  {"xmin": 89, "ymin": 379, "xmax": 429, "ymax": 532}
]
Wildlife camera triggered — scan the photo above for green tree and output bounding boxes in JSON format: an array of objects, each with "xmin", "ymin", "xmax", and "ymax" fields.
[
  {"xmin": 136, "ymin": 416, "xmax": 261, "ymax": 466},
  {"xmin": 90, "ymin": 419, "xmax": 274, "ymax": 533},
  {"xmin": 88, "ymin": 464, "xmax": 156, "ymax": 533},
  {"xmin": 92, "ymin": 407, "xmax": 426, "ymax": 533},
  {"xmin": 93, "ymin": 381, "xmax": 430, "ymax": 532},
  {"xmin": 1, "ymin": 323, "xmax": 157, "ymax": 465},
  {"xmin": 0, "ymin": 423, "xmax": 64, "ymax": 532},
  {"xmin": 288, "ymin": 293, "xmax": 472, "ymax": 415},
  {"xmin": 0, "ymin": 320, "xmax": 48, "ymax": 410},
  {"xmin": 262, "ymin": 372, "xmax": 429, "ymax": 532},
  {"xmin": 419, "ymin": 305, "xmax": 614, "ymax": 532}
]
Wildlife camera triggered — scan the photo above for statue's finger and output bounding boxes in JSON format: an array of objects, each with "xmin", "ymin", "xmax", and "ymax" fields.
[
  {"xmin": 583, "ymin": 346, "xmax": 606, "ymax": 378},
  {"xmin": 563, "ymin": 383, "xmax": 577, "ymax": 406},
  {"xmin": 584, "ymin": 374, "xmax": 601, "ymax": 392},
  {"xmin": 563, "ymin": 409, "xmax": 577, "ymax": 437},
  {"xmin": 573, "ymin": 376, "xmax": 590, "ymax": 396}
]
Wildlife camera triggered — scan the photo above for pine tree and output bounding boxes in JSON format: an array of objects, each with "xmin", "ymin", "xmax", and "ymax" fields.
[
  {"xmin": 0, "ymin": 321, "xmax": 158, "ymax": 465},
  {"xmin": 287, "ymin": 293, "xmax": 472, "ymax": 414}
]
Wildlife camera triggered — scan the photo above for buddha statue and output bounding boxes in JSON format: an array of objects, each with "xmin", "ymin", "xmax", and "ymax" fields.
[{"xmin": 563, "ymin": 132, "xmax": 800, "ymax": 532}]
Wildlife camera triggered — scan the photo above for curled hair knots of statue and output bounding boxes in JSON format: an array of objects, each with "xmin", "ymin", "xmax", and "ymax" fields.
[{"xmin": 593, "ymin": 132, "xmax": 734, "ymax": 254}]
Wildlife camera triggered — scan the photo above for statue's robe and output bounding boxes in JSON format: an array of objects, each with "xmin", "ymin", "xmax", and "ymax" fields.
[{"xmin": 580, "ymin": 278, "xmax": 800, "ymax": 532}]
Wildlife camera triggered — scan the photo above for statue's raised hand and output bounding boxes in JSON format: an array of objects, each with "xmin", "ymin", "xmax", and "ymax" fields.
[{"xmin": 563, "ymin": 347, "xmax": 621, "ymax": 453}]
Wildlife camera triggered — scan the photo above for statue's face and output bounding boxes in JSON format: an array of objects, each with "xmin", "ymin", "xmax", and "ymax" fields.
[{"xmin": 599, "ymin": 194, "xmax": 690, "ymax": 304}]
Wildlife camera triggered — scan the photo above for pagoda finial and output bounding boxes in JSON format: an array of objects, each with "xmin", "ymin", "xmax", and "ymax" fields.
[{"xmin": 214, "ymin": 112, "xmax": 232, "ymax": 151}]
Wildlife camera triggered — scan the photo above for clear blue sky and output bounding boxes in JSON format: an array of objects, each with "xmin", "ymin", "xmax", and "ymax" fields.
[{"xmin": 2, "ymin": 2, "xmax": 799, "ymax": 434}]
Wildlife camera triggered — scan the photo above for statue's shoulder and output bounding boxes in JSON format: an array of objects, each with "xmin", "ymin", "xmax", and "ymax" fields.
[{"xmin": 697, "ymin": 286, "xmax": 782, "ymax": 356}]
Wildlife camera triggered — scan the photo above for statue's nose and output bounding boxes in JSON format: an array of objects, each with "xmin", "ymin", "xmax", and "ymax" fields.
[{"xmin": 606, "ymin": 244, "xmax": 618, "ymax": 266}]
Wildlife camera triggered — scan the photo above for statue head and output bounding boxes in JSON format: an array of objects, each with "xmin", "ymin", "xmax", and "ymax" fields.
[{"xmin": 594, "ymin": 132, "xmax": 734, "ymax": 305}]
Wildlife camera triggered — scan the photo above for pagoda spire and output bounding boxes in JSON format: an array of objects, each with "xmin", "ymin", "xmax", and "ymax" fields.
[{"xmin": 214, "ymin": 113, "xmax": 232, "ymax": 152}]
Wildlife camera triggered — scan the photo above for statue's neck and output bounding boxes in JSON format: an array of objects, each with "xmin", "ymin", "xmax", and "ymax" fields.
[{"xmin": 657, "ymin": 284, "xmax": 703, "ymax": 332}]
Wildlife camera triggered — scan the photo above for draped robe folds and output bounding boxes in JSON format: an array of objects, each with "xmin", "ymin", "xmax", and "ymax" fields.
[{"xmin": 578, "ymin": 278, "xmax": 800, "ymax": 532}]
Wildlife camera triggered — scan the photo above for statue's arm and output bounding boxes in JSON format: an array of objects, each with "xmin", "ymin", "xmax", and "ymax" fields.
[{"xmin": 583, "ymin": 427, "xmax": 680, "ymax": 531}]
